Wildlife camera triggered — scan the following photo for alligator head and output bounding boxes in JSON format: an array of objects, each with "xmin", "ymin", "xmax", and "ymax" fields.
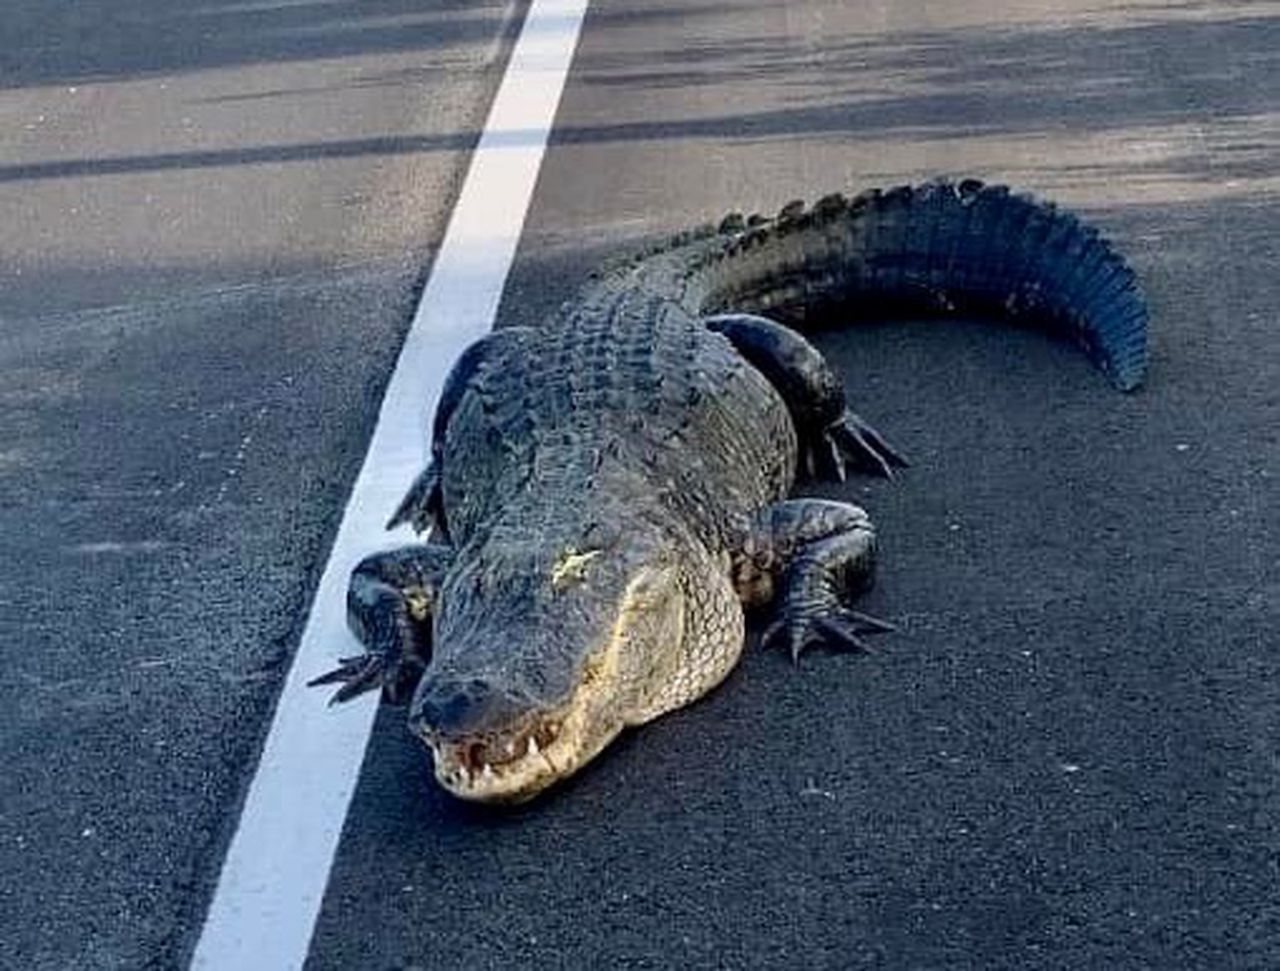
[{"xmin": 410, "ymin": 532, "xmax": 690, "ymax": 803}]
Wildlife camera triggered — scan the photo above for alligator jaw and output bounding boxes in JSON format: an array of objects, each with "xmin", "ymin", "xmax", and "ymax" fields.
[
  {"xmin": 419, "ymin": 635, "xmax": 627, "ymax": 804},
  {"xmin": 416, "ymin": 561, "xmax": 683, "ymax": 803},
  {"xmin": 424, "ymin": 708, "xmax": 561, "ymax": 803}
]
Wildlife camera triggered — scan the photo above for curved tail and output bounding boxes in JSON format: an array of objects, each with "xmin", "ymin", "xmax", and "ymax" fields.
[{"xmin": 626, "ymin": 180, "xmax": 1149, "ymax": 392}]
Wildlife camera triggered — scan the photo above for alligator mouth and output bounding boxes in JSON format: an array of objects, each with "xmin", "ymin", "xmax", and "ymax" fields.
[
  {"xmin": 425, "ymin": 713, "xmax": 573, "ymax": 803},
  {"xmin": 419, "ymin": 636, "xmax": 625, "ymax": 804}
]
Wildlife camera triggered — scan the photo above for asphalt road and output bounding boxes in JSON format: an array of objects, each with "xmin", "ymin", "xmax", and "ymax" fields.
[
  {"xmin": 1, "ymin": 1, "xmax": 519, "ymax": 967},
  {"xmin": 4, "ymin": 0, "xmax": 1279, "ymax": 968}
]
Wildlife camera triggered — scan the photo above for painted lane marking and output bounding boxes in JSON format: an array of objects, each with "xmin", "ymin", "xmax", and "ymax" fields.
[{"xmin": 189, "ymin": 0, "xmax": 589, "ymax": 967}]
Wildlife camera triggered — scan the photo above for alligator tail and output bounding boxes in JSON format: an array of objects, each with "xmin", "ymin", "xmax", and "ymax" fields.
[{"xmin": 689, "ymin": 180, "xmax": 1148, "ymax": 392}]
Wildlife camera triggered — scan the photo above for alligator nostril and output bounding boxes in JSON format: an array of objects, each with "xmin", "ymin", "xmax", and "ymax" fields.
[
  {"xmin": 415, "ymin": 682, "xmax": 478, "ymax": 731},
  {"xmin": 411, "ymin": 675, "xmax": 535, "ymax": 739}
]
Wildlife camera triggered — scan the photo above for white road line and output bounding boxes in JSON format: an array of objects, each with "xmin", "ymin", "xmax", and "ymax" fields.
[{"xmin": 189, "ymin": 1, "xmax": 588, "ymax": 967}]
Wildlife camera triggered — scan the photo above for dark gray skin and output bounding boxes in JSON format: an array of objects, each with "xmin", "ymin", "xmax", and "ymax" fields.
[{"xmin": 312, "ymin": 180, "xmax": 1147, "ymax": 803}]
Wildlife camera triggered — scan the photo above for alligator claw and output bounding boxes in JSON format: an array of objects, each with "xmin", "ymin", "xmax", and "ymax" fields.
[
  {"xmin": 386, "ymin": 461, "xmax": 446, "ymax": 538},
  {"xmin": 761, "ymin": 614, "xmax": 857, "ymax": 664},
  {"xmin": 812, "ymin": 617, "xmax": 874, "ymax": 656},
  {"xmin": 813, "ymin": 435, "xmax": 849, "ymax": 483},
  {"xmin": 761, "ymin": 606, "xmax": 894, "ymax": 664},
  {"xmin": 309, "ymin": 653, "xmax": 387, "ymax": 705},
  {"xmin": 842, "ymin": 608, "xmax": 897, "ymax": 634},
  {"xmin": 827, "ymin": 410, "xmax": 909, "ymax": 480}
]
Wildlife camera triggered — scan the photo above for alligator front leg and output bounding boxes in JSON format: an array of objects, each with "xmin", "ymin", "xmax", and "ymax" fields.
[
  {"xmin": 734, "ymin": 499, "xmax": 893, "ymax": 662},
  {"xmin": 705, "ymin": 313, "xmax": 908, "ymax": 480},
  {"xmin": 309, "ymin": 544, "xmax": 452, "ymax": 704}
]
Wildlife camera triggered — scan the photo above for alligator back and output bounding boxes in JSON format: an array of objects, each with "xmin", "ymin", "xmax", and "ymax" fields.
[{"xmin": 439, "ymin": 287, "xmax": 796, "ymax": 555}]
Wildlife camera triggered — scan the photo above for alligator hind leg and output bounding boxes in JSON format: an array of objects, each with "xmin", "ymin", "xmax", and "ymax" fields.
[
  {"xmin": 386, "ymin": 326, "xmax": 535, "ymax": 539},
  {"xmin": 309, "ymin": 544, "xmax": 452, "ymax": 705},
  {"xmin": 705, "ymin": 313, "xmax": 907, "ymax": 480},
  {"xmin": 387, "ymin": 460, "xmax": 444, "ymax": 538},
  {"xmin": 734, "ymin": 499, "xmax": 892, "ymax": 663}
]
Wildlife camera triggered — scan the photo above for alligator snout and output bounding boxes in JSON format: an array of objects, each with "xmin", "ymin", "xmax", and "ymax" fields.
[
  {"xmin": 410, "ymin": 671, "xmax": 574, "ymax": 802},
  {"xmin": 410, "ymin": 675, "xmax": 539, "ymax": 741}
]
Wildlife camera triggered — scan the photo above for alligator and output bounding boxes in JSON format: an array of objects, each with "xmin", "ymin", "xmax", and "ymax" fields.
[{"xmin": 311, "ymin": 179, "xmax": 1147, "ymax": 804}]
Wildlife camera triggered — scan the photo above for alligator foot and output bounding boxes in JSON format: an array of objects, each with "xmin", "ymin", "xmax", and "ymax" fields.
[
  {"xmin": 309, "ymin": 543, "xmax": 452, "ymax": 705},
  {"xmin": 762, "ymin": 603, "xmax": 896, "ymax": 663},
  {"xmin": 309, "ymin": 652, "xmax": 393, "ymax": 705},
  {"xmin": 703, "ymin": 313, "xmax": 906, "ymax": 482},
  {"xmin": 738, "ymin": 498, "xmax": 893, "ymax": 663},
  {"xmin": 815, "ymin": 409, "xmax": 909, "ymax": 481},
  {"xmin": 386, "ymin": 460, "xmax": 446, "ymax": 539}
]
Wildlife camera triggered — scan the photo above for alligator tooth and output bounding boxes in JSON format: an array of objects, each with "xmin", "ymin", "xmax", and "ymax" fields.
[
  {"xmin": 528, "ymin": 736, "xmax": 540, "ymax": 756},
  {"xmin": 482, "ymin": 764, "xmax": 494, "ymax": 780}
]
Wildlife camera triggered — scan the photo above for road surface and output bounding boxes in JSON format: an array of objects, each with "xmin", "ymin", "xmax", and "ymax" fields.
[{"xmin": 1, "ymin": 0, "xmax": 1277, "ymax": 968}]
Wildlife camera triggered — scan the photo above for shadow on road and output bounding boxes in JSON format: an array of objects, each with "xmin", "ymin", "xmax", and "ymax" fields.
[{"xmin": 4, "ymin": 5, "xmax": 1276, "ymax": 209}]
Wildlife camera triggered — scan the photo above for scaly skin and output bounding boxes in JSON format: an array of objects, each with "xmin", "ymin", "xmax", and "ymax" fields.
[{"xmin": 312, "ymin": 180, "xmax": 1147, "ymax": 803}]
